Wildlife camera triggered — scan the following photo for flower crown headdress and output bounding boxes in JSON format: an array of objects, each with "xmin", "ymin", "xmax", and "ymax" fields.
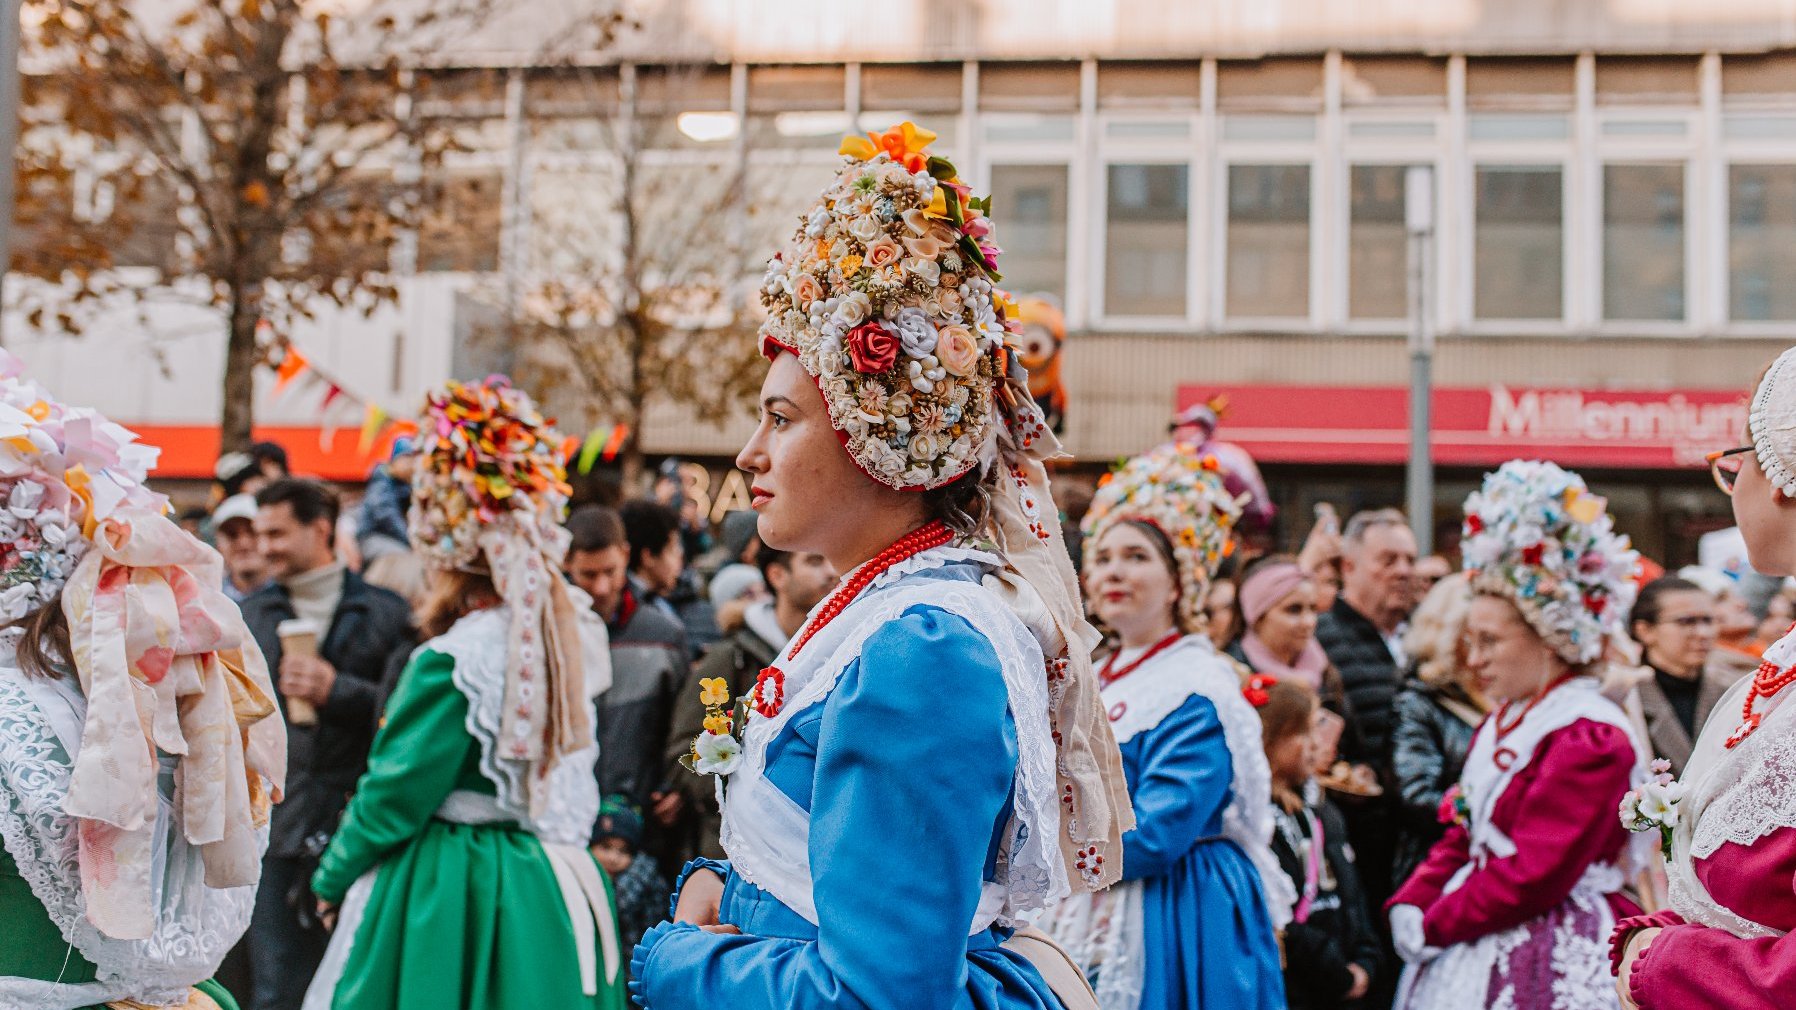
[
  {"xmin": 1460, "ymin": 459, "xmax": 1640, "ymax": 665},
  {"xmin": 757, "ymin": 121, "xmax": 1048, "ymax": 491},
  {"xmin": 0, "ymin": 365, "xmax": 165, "ymax": 621},
  {"xmin": 1081, "ymin": 443, "xmax": 1247, "ymax": 634},
  {"xmin": 409, "ymin": 376, "xmax": 590, "ymax": 818},
  {"xmin": 410, "ymin": 376, "xmax": 572, "ymax": 573}
]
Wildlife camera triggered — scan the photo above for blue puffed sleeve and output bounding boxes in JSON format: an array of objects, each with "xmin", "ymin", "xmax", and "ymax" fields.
[
  {"xmin": 1119, "ymin": 692, "xmax": 1233, "ymax": 881},
  {"xmin": 633, "ymin": 605, "xmax": 1019, "ymax": 1010}
]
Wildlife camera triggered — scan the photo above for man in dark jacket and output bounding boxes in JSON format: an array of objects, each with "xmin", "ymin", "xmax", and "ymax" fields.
[
  {"xmin": 1314, "ymin": 507, "xmax": 1417, "ymax": 1004},
  {"xmin": 239, "ymin": 479, "xmax": 416, "ymax": 1010},
  {"xmin": 565, "ymin": 505, "xmax": 691, "ymax": 875},
  {"xmin": 665, "ymin": 543, "xmax": 837, "ymax": 858}
]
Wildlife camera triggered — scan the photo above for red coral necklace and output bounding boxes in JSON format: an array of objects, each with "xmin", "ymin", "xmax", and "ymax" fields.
[
  {"xmin": 751, "ymin": 520, "xmax": 955, "ymax": 721},
  {"xmin": 1727, "ymin": 656, "xmax": 1796, "ymax": 749},
  {"xmin": 784, "ymin": 519, "xmax": 955, "ymax": 660},
  {"xmin": 1098, "ymin": 630, "xmax": 1184, "ymax": 688}
]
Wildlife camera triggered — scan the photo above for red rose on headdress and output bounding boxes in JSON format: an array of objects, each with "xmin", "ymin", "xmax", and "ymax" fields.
[
  {"xmin": 845, "ymin": 321, "xmax": 901, "ymax": 374},
  {"xmin": 1521, "ymin": 542, "xmax": 1545, "ymax": 565},
  {"xmin": 1466, "ymin": 514, "xmax": 1484, "ymax": 535}
]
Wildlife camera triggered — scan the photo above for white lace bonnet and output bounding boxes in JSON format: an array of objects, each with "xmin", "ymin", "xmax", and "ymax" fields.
[{"xmin": 1750, "ymin": 346, "xmax": 1796, "ymax": 496}]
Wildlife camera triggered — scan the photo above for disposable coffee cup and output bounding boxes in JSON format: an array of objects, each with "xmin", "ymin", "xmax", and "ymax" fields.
[{"xmin": 276, "ymin": 618, "xmax": 322, "ymax": 727}]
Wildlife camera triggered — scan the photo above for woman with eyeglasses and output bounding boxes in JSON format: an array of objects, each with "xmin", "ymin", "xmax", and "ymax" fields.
[
  {"xmin": 1621, "ymin": 577, "xmax": 1742, "ymax": 778},
  {"xmin": 1389, "ymin": 461, "xmax": 1646, "ymax": 1010},
  {"xmin": 1613, "ymin": 349, "xmax": 1796, "ymax": 1009}
]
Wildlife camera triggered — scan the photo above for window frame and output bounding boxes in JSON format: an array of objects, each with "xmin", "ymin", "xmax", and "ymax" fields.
[
  {"xmin": 1089, "ymin": 110, "xmax": 1200, "ymax": 332},
  {"xmin": 1215, "ymin": 113, "xmax": 1322, "ymax": 332}
]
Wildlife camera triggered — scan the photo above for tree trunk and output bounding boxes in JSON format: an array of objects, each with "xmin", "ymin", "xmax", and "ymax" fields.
[{"xmin": 220, "ymin": 284, "xmax": 259, "ymax": 454}]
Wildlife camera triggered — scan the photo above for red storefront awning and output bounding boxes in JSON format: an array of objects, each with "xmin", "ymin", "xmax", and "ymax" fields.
[
  {"xmin": 1174, "ymin": 384, "xmax": 1748, "ymax": 469},
  {"xmin": 135, "ymin": 425, "xmax": 400, "ymax": 482}
]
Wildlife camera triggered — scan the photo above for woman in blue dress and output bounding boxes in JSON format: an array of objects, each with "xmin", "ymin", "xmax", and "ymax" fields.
[
  {"xmin": 1045, "ymin": 445, "xmax": 1291, "ymax": 1009},
  {"xmin": 629, "ymin": 122, "xmax": 1134, "ymax": 1010}
]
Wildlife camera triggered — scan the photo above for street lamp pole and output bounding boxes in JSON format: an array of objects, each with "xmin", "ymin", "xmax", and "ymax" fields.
[{"xmin": 1405, "ymin": 165, "xmax": 1436, "ymax": 555}]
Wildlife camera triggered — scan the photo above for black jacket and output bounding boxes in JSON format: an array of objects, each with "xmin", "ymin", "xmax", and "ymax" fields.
[
  {"xmin": 1315, "ymin": 598, "xmax": 1403, "ymax": 771},
  {"xmin": 598, "ymin": 590, "xmax": 690, "ymax": 810},
  {"xmin": 1274, "ymin": 795, "xmax": 1384, "ymax": 1010},
  {"xmin": 240, "ymin": 570, "xmax": 417, "ymax": 858},
  {"xmin": 1389, "ymin": 676, "xmax": 1483, "ymax": 888}
]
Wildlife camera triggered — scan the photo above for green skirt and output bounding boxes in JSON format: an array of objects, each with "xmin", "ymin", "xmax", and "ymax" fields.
[{"xmin": 324, "ymin": 820, "xmax": 627, "ymax": 1010}]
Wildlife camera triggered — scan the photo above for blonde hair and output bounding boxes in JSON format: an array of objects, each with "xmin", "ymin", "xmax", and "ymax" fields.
[{"xmin": 1405, "ymin": 571, "xmax": 1475, "ymax": 689}]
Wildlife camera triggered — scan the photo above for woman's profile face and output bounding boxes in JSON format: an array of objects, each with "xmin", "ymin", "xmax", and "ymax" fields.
[
  {"xmin": 1462, "ymin": 593, "xmax": 1560, "ymax": 704},
  {"xmin": 1085, "ymin": 522, "xmax": 1180, "ymax": 640},
  {"xmin": 736, "ymin": 352, "xmax": 890, "ymax": 558},
  {"xmin": 1733, "ymin": 426, "xmax": 1796, "ymax": 576}
]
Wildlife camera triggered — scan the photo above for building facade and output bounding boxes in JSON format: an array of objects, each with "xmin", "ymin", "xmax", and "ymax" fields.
[{"xmin": 17, "ymin": 1, "xmax": 1796, "ymax": 561}]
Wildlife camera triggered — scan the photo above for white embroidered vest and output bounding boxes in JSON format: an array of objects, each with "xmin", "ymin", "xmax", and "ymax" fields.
[
  {"xmin": 717, "ymin": 547, "xmax": 1066, "ymax": 932},
  {"xmin": 1100, "ymin": 635, "xmax": 1295, "ymax": 929},
  {"xmin": 1456, "ymin": 677, "xmax": 1645, "ymax": 880}
]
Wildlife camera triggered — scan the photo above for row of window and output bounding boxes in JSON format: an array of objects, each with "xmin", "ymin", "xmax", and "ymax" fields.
[{"xmin": 989, "ymin": 159, "xmax": 1796, "ymax": 327}]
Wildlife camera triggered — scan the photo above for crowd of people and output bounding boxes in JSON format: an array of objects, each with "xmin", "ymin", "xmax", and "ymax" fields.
[{"xmin": 7, "ymin": 118, "xmax": 1796, "ymax": 1010}]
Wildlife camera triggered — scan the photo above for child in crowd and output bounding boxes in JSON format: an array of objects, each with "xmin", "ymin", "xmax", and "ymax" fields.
[
  {"xmin": 591, "ymin": 796, "xmax": 666, "ymax": 956},
  {"xmin": 1256, "ymin": 677, "xmax": 1384, "ymax": 1009},
  {"xmin": 356, "ymin": 436, "xmax": 417, "ymax": 562}
]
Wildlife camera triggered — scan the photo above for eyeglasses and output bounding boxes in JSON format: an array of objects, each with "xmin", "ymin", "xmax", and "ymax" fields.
[
  {"xmin": 1706, "ymin": 446, "xmax": 1755, "ymax": 496},
  {"xmin": 1657, "ymin": 614, "xmax": 1716, "ymax": 630}
]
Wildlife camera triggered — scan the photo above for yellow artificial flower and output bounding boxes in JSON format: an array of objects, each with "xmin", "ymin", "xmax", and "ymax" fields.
[
  {"xmin": 840, "ymin": 254, "xmax": 864, "ymax": 275},
  {"xmin": 704, "ymin": 713, "xmax": 733, "ymax": 736},
  {"xmin": 926, "ymin": 186, "xmax": 949, "ymax": 218},
  {"xmin": 1566, "ymin": 490, "xmax": 1605, "ymax": 525},
  {"xmin": 699, "ymin": 677, "xmax": 731, "ymax": 707}
]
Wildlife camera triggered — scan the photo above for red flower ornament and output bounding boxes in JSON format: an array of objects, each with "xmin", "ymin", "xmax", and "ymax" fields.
[
  {"xmin": 845, "ymin": 321, "xmax": 901, "ymax": 374},
  {"xmin": 754, "ymin": 667, "xmax": 787, "ymax": 719}
]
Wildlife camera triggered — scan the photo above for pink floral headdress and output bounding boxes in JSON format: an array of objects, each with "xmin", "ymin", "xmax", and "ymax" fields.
[{"xmin": 0, "ymin": 353, "xmax": 286, "ymax": 940}]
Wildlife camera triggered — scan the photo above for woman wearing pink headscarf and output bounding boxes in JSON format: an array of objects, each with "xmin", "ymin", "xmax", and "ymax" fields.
[{"xmin": 1227, "ymin": 555, "xmax": 1350, "ymax": 719}]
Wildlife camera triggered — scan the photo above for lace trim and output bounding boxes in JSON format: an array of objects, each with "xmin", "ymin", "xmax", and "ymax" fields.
[
  {"xmin": 1039, "ymin": 879, "xmax": 1144, "ymax": 1010},
  {"xmin": 1398, "ymin": 882, "xmax": 1618, "ymax": 1010},
  {"xmin": 1751, "ymin": 351, "xmax": 1796, "ymax": 497},
  {"xmin": 0, "ymin": 667, "xmax": 254, "ymax": 1005},
  {"xmin": 719, "ymin": 577, "xmax": 1066, "ymax": 929},
  {"xmin": 432, "ymin": 608, "xmax": 600, "ymax": 847},
  {"xmin": 864, "ymin": 544, "xmax": 1000, "ymax": 594}
]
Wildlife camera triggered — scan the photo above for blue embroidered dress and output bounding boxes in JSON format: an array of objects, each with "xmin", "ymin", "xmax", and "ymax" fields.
[
  {"xmin": 1048, "ymin": 635, "xmax": 1288, "ymax": 1010},
  {"xmin": 631, "ymin": 551, "xmax": 1063, "ymax": 1010}
]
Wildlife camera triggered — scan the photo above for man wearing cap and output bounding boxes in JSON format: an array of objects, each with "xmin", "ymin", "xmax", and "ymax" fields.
[
  {"xmin": 212, "ymin": 493, "xmax": 270, "ymax": 602},
  {"xmin": 216, "ymin": 440, "xmax": 290, "ymax": 499}
]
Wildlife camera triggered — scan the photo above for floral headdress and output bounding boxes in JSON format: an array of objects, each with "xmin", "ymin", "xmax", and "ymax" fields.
[
  {"xmin": 1460, "ymin": 460, "xmax": 1640, "ymax": 665},
  {"xmin": 410, "ymin": 377, "xmax": 590, "ymax": 817},
  {"xmin": 0, "ymin": 354, "xmax": 285, "ymax": 941},
  {"xmin": 757, "ymin": 121, "xmax": 1047, "ymax": 491},
  {"xmin": 757, "ymin": 122, "xmax": 1133, "ymax": 896},
  {"xmin": 0, "ymin": 370, "xmax": 164, "ymax": 620},
  {"xmin": 1082, "ymin": 443, "xmax": 1247, "ymax": 635}
]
